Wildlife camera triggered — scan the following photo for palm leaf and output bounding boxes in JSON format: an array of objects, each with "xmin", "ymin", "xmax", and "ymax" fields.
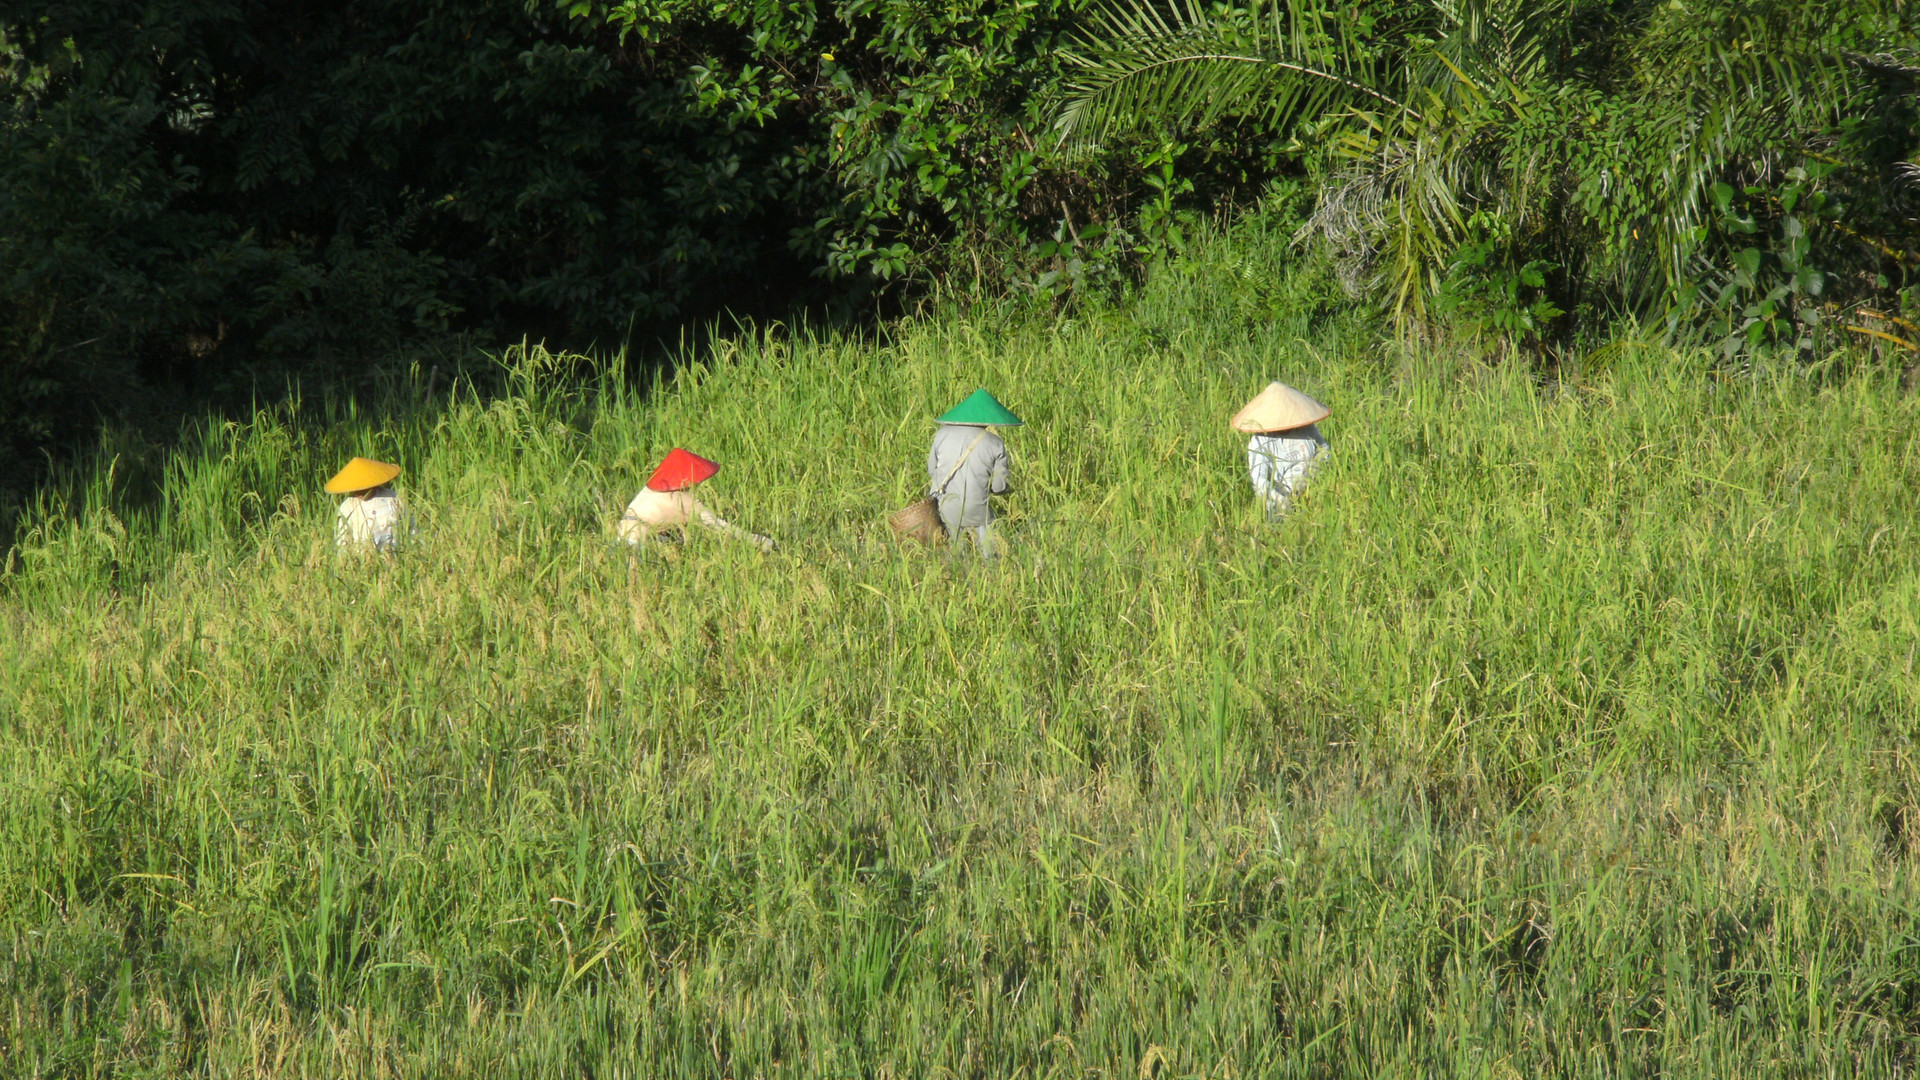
[
  {"xmin": 1626, "ymin": 0, "xmax": 1869, "ymax": 299},
  {"xmin": 1053, "ymin": 0, "xmax": 1403, "ymax": 151}
]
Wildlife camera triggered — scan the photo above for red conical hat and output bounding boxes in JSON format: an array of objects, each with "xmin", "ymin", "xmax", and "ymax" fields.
[{"xmin": 645, "ymin": 448, "xmax": 720, "ymax": 491}]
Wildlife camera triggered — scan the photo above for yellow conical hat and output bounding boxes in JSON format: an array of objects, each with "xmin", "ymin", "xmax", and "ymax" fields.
[
  {"xmin": 1229, "ymin": 382, "xmax": 1330, "ymax": 433},
  {"xmin": 324, "ymin": 457, "xmax": 402, "ymax": 494}
]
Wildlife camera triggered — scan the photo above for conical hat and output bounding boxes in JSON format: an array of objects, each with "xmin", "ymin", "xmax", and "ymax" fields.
[
  {"xmin": 324, "ymin": 457, "xmax": 402, "ymax": 494},
  {"xmin": 936, "ymin": 388, "xmax": 1022, "ymax": 426},
  {"xmin": 1229, "ymin": 382, "xmax": 1329, "ymax": 433},
  {"xmin": 645, "ymin": 448, "xmax": 720, "ymax": 492}
]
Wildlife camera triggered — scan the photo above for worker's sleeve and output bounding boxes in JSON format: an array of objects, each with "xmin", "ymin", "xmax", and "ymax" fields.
[
  {"xmin": 988, "ymin": 444, "xmax": 1010, "ymax": 494},
  {"xmin": 690, "ymin": 497, "xmax": 774, "ymax": 551},
  {"xmin": 927, "ymin": 438, "xmax": 943, "ymax": 491},
  {"xmin": 1248, "ymin": 438, "xmax": 1280, "ymax": 497},
  {"xmin": 689, "ymin": 497, "xmax": 730, "ymax": 531}
]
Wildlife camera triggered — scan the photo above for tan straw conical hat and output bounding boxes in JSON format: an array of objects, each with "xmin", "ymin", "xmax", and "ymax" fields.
[{"xmin": 1229, "ymin": 381, "xmax": 1330, "ymax": 433}]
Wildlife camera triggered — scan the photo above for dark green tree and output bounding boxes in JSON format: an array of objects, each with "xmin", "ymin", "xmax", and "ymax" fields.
[
  {"xmin": 0, "ymin": 0, "xmax": 839, "ymax": 513},
  {"xmin": 4, "ymin": 0, "xmax": 1213, "ymax": 521}
]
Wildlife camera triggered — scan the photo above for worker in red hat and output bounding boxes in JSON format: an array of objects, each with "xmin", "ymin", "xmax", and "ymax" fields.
[{"xmin": 616, "ymin": 448, "xmax": 772, "ymax": 551}]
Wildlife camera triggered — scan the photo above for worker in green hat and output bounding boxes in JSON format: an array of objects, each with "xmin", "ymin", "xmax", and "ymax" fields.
[{"xmin": 927, "ymin": 388, "xmax": 1020, "ymax": 557}]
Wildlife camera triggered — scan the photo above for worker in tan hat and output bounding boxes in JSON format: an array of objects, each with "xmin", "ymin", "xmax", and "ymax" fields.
[
  {"xmin": 617, "ymin": 448, "xmax": 773, "ymax": 551},
  {"xmin": 324, "ymin": 457, "xmax": 410, "ymax": 551},
  {"xmin": 1229, "ymin": 382, "xmax": 1330, "ymax": 517}
]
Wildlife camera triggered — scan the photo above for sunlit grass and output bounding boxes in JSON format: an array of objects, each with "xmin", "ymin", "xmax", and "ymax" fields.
[{"xmin": 3, "ymin": 233, "xmax": 1919, "ymax": 1076}]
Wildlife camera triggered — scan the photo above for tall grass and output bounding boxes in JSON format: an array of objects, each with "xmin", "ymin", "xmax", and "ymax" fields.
[{"xmin": 3, "ymin": 231, "xmax": 1919, "ymax": 1076}]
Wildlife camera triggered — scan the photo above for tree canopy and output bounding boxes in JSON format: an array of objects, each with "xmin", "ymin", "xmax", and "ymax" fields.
[{"xmin": 2, "ymin": 0, "xmax": 1196, "ymax": 518}]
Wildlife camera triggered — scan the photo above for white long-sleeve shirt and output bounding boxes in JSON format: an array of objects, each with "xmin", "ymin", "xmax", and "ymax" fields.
[
  {"xmin": 617, "ymin": 488, "xmax": 772, "ymax": 550},
  {"xmin": 1247, "ymin": 425, "xmax": 1327, "ymax": 512},
  {"xmin": 335, "ymin": 487, "xmax": 407, "ymax": 550}
]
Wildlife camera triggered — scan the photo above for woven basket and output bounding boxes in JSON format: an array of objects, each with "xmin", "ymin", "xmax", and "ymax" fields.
[{"xmin": 888, "ymin": 496, "xmax": 946, "ymax": 546}]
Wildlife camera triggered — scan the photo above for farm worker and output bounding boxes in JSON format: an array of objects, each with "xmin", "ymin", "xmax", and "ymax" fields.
[
  {"xmin": 928, "ymin": 388, "xmax": 1020, "ymax": 556},
  {"xmin": 324, "ymin": 457, "xmax": 409, "ymax": 551},
  {"xmin": 617, "ymin": 448, "xmax": 773, "ymax": 551},
  {"xmin": 1229, "ymin": 381, "xmax": 1330, "ymax": 517}
]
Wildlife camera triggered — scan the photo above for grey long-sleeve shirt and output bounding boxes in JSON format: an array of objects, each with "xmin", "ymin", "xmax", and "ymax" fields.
[{"xmin": 927, "ymin": 423, "xmax": 1010, "ymax": 529}]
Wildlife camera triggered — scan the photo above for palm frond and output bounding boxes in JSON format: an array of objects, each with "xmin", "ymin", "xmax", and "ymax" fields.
[
  {"xmin": 1052, "ymin": 0, "xmax": 1911, "ymax": 342},
  {"xmin": 1053, "ymin": 0, "xmax": 1401, "ymax": 151},
  {"xmin": 1626, "ymin": 0, "xmax": 1872, "ymax": 295}
]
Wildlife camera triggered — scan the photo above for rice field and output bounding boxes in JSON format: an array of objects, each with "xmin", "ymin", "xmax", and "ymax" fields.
[{"xmin": 4, "ymin": 232, "xmax": 1920, "ymax": 1076}]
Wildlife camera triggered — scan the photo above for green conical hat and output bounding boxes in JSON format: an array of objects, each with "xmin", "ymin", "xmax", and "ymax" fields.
[{"xmin": 936, "ymin": 388, "xmax": 1022, "ymax": 426}]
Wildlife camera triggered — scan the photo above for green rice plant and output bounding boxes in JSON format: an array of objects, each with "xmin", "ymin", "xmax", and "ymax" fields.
[{"xmin": 2, "ymin": 228, "xmax": 1918, "ymax": 1076}]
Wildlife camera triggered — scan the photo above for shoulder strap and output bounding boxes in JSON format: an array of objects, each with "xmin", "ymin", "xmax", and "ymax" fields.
[{"xmin": 934, "ymin": 429, "xmax": 989, "ymax": 497}]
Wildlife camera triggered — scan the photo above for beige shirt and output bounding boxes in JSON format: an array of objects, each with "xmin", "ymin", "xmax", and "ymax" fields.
[
  {"xmin": 336, "ymin": 487, "xmax": 407, "ymax": 550},
  {"xmin": 618, "ymin": 488, "xmax": 771, "ymax": 550}
]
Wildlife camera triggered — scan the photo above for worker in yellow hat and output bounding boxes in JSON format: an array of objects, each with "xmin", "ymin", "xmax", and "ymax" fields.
[
  {"xmin": 324, "ymin": 457, "xmax": 409, "ymax": 550},
  {"xmin": 1229, "ymin": 382, "xmax": 1330, "ymax": 518}
]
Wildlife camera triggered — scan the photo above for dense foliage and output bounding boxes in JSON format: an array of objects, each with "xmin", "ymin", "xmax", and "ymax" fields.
[
  {"xmin": 1060, "ymin": 0, "xmax": 1920, "ymax": 353},
  {"xmin": 2, "ymin": 0, "xmax": 1248, "ymax": 522}
]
